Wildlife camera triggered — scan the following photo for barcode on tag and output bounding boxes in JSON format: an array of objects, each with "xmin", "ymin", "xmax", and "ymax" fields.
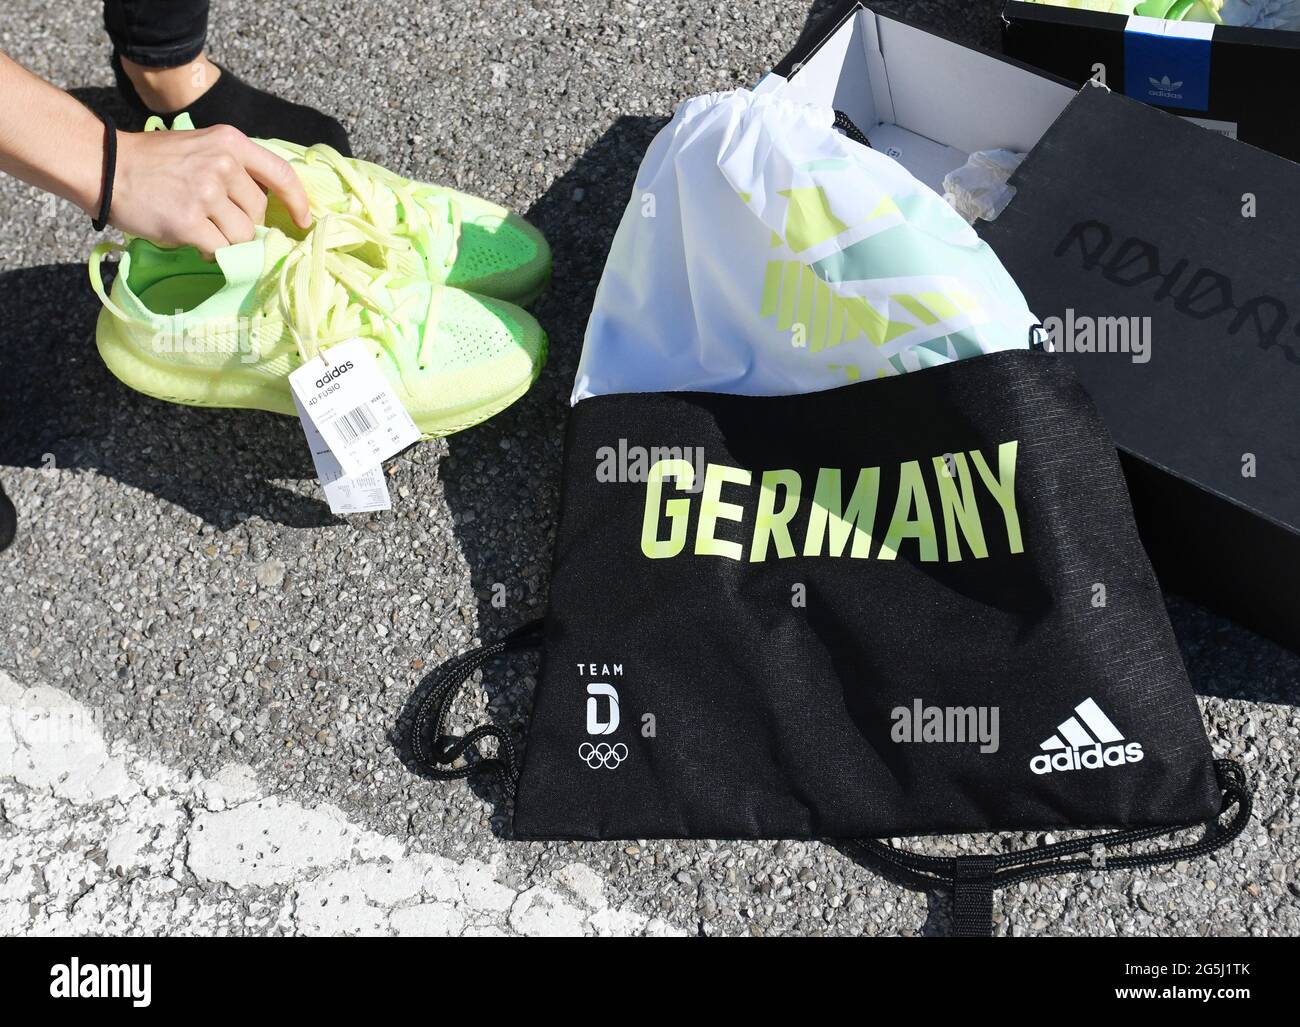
[
  {"xmin": 334, "ymin": 404, "xmax": 376, "ymax": 445},
  {"xmin": 291, "ymin": 392, "xmax": 391, "ymax": 514},
  {"xmin": 287, "ymin": 337, "xmax": 421, "ymax": 479}
]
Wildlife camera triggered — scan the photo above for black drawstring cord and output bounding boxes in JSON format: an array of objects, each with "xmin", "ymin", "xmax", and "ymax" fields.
[
  {"xmin": 833, "ymin": 109, "xmax": 872, "ymax": 149},
  {"xmin": 408, "ymin": 620, "xmax": 544, "ymax": 799},
  {"xmin": 844, "ymin": 759, "xmax": 1251, "ymax": 936}
]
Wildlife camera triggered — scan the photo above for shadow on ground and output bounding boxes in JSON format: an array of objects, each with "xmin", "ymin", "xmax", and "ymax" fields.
[
  {"xmin": 393, "ymin": 114, "xmax": 668, "ymax": 825},
  {"xmin": 830, "ymin": 841, "xmax": 958, "ymax": 936},
  {"xmin": 0, "ymin": 87, "xmax": 347, "ymax": 530},
  {"xmin": 0, "ymin": 261, "xmax": 336, "ymax": 530}
]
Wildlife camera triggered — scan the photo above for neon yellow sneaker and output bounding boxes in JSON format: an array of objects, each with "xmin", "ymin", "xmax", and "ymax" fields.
[
  {"xmin": 89, "ymin": 217, "xmax": 547, "ymax": 439},
  {"xmin": 256, "ymin": 138, "xmax": 551, "ymax": 306}
]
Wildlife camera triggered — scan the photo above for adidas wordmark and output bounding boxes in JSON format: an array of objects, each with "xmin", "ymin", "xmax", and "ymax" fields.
[{"xmin": 1030, "ymin": 697, "xmax": 1144, "ymax": 776}]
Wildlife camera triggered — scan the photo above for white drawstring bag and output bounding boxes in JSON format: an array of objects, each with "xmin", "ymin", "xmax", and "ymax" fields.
[{"xmin": 574, "ymin": 89, "xmax": 1040, "ymax": 402}]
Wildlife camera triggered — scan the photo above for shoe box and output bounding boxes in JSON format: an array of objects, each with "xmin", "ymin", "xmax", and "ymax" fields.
[
  {"xmin": 764, "ymin": 1, "xmax": 1300, "ymax": 652},
  {"xmin": 1000, "ymin": 2, "xmax": 1300, "ymax": 162}
]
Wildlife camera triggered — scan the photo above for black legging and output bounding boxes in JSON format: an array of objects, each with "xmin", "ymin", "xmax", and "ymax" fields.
[{"xmin": 103, "ymin": 0, "xmax": 209, "ymax": 69}]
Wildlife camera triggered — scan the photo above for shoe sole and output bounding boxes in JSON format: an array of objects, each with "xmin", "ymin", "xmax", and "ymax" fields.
[
  {"xmin": 96, "ymin": 309, "xmax": 547, "ymax": 442},
  {"xmin": 505, "ymin": 268, "xmax": 551, "ymax": 311}
]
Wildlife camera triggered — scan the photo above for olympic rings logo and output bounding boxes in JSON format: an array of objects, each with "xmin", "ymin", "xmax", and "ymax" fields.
[{"xmin": 579, "ymin": 742, "xmax": 628, "ymax": 769}]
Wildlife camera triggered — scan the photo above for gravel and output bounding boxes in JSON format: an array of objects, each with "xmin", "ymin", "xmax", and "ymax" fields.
[{"xmin": 1, "ymin": 0, "xmax": 1297, "ymax": 936}]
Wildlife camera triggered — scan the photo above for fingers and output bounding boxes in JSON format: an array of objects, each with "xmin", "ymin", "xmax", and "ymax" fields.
[
  {"xmin": 191, "ymin": 220, "xmax": 232, "ymax": 262},
  {"xmin": 207, "ymin": 199, "xmax": 256, "ymax": 252},
  {"xmin": 225, "ymin": 166, "xmax": 269, "ymax": 227},
  {"xmin": 110, "ymin": 123, "xmax": 311, "ymax": 258},
  {"xmin": 231, "ymin": 134, "xmax": 312, "ymax": 229}
]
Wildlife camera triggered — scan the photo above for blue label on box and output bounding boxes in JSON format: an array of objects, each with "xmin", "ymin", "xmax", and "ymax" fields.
[{"xmin": 1124, "ymin": 16, "xmax": 1213, "ymax": 112}]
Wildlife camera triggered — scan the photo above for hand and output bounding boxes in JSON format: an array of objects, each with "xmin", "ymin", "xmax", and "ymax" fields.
[{"xmin": 110, "ymin": 124, "xmax": 312, "ymax": 259}]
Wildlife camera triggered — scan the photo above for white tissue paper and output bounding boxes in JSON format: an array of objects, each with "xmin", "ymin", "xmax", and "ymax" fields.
[{"xmin": 942, "ymin": 150, "xmax": 1026, "ymax": 225}]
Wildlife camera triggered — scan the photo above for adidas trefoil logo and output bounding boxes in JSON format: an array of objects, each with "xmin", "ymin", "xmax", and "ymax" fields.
[
  {"xmin": 1147, "ymin": 75, "xmax": 1183, "ymax": 99},
  {"xmin": 1029, "ymin": 697, "xmax": 1144, "ymax": 776}
]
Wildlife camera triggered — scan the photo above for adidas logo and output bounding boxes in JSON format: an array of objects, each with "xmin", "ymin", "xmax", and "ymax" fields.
[
  {"xmin": 314, "ymin": 360, "xmax": 356, "ymax": 390},
  {"xmin": 1029, "ymin": 697, "xmax": 1144, "ymax": 776},
  {"xmin": 1147, "ymin": 75, "xmax": 1184, "ymax": 99}
]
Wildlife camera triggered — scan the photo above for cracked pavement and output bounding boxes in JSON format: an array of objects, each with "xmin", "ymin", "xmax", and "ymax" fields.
[{"xmin": 1, "ymin": 671, "xmax": 681, "ymax": 936}]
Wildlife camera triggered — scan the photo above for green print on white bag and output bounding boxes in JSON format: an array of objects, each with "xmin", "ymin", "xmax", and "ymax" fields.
[{"xmin": 756, "ymin": 183, "xmax": 1005, "ymax": 380}]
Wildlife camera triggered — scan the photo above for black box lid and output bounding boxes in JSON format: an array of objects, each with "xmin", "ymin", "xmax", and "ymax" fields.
[{"xmin": 979, "ymin": 83, "xmax": 1300, "ymax": 646}]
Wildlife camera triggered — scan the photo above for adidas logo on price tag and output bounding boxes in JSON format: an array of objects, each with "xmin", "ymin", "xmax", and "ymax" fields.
[
  {"xmin": 289, "ymin": 337, "xmax": 420, "ymax": 480},
  {"xmin": 1030, "ymin": 698, "xmax": 1144, "ymax": 775}
]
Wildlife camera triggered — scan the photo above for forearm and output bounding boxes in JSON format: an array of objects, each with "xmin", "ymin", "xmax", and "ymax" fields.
[
  {"xmin": 0, "ymin": 51, "xmax": 105, "ymax": 215},
  {"xmin": 0, "ymin": 48, "xmax": 309, "ymax": 257}
]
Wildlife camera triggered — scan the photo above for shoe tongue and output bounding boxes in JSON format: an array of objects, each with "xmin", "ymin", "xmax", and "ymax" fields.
[
  {"xmin": 214, "ymin": 235, "xmax": 269, "ymax": 289},
  {"xmin": 214, "ymin": 228, "xmax": 294, "ymax": 302}
]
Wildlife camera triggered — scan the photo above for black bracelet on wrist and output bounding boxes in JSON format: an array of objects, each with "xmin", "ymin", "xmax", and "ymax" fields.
[{"xmin": 91, "ymin": 111, "xmax": 117, "ymax": 232}]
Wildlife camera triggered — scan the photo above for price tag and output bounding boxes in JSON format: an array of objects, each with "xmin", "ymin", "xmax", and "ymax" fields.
[
  {"xmin": 292, "ymin": 393, "xmax": 391, "ymax": 514},
  {"xmin": 288, "ymin": 338, "xmax": 420, "ymax": 479}
]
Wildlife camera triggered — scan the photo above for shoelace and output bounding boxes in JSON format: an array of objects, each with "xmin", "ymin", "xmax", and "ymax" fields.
[
  {"xmin": 274, "ymin": 213, "xmax": 445, "ymax": 368},
  {"xmin": 88, "ymin": 212, "xmax": 446, "ymax": 372},
  {"xmin": 138, "ymin": 114, "xmax": 460, "ymax": 276},
  {"xmin": 284, "ymin": 143, "xmax": 462, "ymax": 276},
  {"xmin": 96, "ymin": 115, "xmax": 448, "ymax": 369}
]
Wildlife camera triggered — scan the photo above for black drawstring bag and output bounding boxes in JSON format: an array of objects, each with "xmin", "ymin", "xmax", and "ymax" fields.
[{"xmin": 408, "ymin": 347, "xmax": 1249, "ymax": 935}]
